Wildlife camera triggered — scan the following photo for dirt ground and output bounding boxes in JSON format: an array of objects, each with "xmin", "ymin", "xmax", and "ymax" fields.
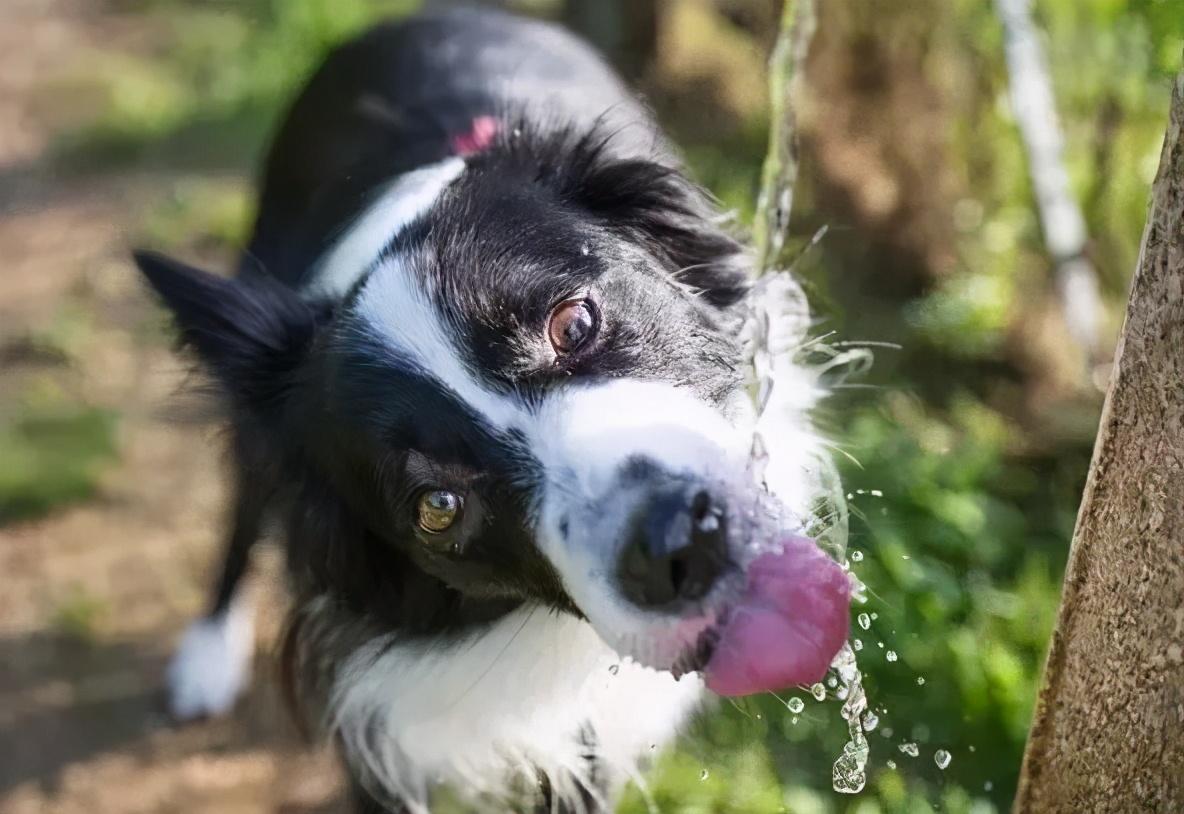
[{"xmin": 0, "ymin": 2, "xmax": 344, "ymax": 811}]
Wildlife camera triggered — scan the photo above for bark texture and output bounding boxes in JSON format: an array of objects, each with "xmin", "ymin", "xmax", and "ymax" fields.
[{"xmin": 1014, "ymin": 68, "xmax": 1184, "ymax": 812}]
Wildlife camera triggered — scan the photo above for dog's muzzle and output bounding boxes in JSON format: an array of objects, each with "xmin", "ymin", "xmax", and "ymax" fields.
[{"xmin": 529, "ymin": 378, "xmax": 851, "ymax": 696}]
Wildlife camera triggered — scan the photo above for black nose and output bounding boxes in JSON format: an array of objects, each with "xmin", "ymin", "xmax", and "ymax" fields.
[{"xmin": 618, "ymin": 485, "xmax": 730, "ymax": 608}]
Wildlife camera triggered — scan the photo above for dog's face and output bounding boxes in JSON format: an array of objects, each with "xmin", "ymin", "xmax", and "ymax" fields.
[{"xmin": 139, "ymin": 132, "xmax": 790, "ymax": 675}]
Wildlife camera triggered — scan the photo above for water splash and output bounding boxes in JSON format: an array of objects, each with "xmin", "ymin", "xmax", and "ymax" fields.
[
  {"xmin": 934, "ymin": 749, "xmax": 952, "ymax": 770},
  {"xmin": 831, "ymin": 643, "xmax": 869, "ymax": 794},
  {"xmin": 898, "ymin": 742, "xmax": 920, "ymax": 757}
]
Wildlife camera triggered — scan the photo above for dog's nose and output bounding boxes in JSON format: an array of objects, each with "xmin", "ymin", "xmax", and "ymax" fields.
[{"xmin": 617, "ymin": 485, "xmax": 730, "ymax": 608}]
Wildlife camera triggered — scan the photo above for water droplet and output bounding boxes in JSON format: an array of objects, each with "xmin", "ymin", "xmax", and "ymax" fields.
[
  {"xmin": 756, "ymin": 713, "xmax": 762, "ymax": 720},
  {"xmin": 901, "ymin": 554, "xmax": 911, "ymax": 560},
  {"xmin": 916, "ymin": 676, "xmax": 925, "ymax": 685},
  {"xmin": 836, "ymin": 686, "xmax": 849, "ymax": 700},
  {"xmin": 984, "ymin": 781, "xmax": 994, "ymax": 792},
  {"xmin": 811, "ymin": 683, "xmax": 827, "ymax": 701},
  {"xmin": 870, "ymin": 613, "xmax": 879, "ymax": 620},
  {"xmin": 830, "ymin": 643, "xmax": 869, "ymax": 795},
  {"xmin": 857, "ymin": 613, "xmax": 871, "ymax": 630},
  {"xmin": 850, "ymin": 550, "xmax": 864, "ymax": 562},
  {"xmin": 886, "ymin": 650, "xmax": 898, "ymax": 662},
  {"xmin": 898, "ymin": 742, "xmax": 919, "ymax": 757},
  {"xmin": 791, "ymin": 716, "xmax": 799, "ymax": 725},
  {"xmin": 846, "ymin": 493, "xmax": 854, "ymax": 500},
  {"xmin": 877, "ymin": 641, "xmax": 885, "ymax": 648},
  {"xmin": 608, "ymin": 663, "xmax": 619, "ymax": 675},
  {"xmin": 862, "ymin": 711, "xmax": 879, "ymax": 731},
  {"xmin": 934, "ymin": 749, "xmax": 952, "ymax": 770},
  {"xmin": 968, "ymin": 745, "xmax": 977, "ymax": 753},
  {"xmin": 870, "ymin": 489, "xmax": 883, "ymax": 497},
  {"xmin": 852, "ymin": 638, "xmax": 863, "ymax": 651},
  {"xmin": 886, "ymin": 760, "xmax": 897, "ymax": 770},
  {"xmin": 827, "ymin": 676, "xmax": 838, "ymax": 688},
  {"xmin": 787, "ymin": 697, "xmax": 805, "ymax": 713},
  {"xmin": 881, "ymin": 727, "xmax": 894, "ymax": 738},
  {"xmin": 699, "ymin": 769, "xmax": 709, "ymax": 781}
]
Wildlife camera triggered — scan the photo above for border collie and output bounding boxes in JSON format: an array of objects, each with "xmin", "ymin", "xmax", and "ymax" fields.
[{"xmin": 136, "ymin": 8, "xmax": 850, "ymax": 813}]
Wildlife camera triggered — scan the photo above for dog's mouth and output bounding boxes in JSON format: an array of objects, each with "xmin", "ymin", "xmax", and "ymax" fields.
[
  {"xmin": 670, "ymin": 617, "xmax": 724, "ymax": 680},
  {"xmin": 665, "ymin": 536, "xmax": 851, "ymax": 696}
]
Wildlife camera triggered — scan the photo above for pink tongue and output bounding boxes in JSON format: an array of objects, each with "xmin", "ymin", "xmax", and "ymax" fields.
[{"xmin": 704, "ymin": 536, "xmax": 851, "ymax": 697}]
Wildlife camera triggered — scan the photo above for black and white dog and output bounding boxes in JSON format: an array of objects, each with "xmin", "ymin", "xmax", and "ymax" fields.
[{"xmin": 136, "ymin": 8, "xmax": 849, "ymax": 813}]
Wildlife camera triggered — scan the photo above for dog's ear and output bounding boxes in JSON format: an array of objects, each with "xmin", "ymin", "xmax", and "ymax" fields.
[
  {"xmin": 134, "ymin": 250, "xmax": 319, "ymax": 408},
  {"xmin": 566, "ymin": 156, "xmax": 752, "ymax": 309}
]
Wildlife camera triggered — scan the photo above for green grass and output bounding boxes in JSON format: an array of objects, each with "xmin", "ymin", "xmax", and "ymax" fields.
[{"xmin": 0, "ymin": 403, "xmax": 119, "ymax": 525}]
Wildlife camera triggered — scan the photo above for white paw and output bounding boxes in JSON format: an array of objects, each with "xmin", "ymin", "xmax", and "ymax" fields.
[{"xmin": 167, "ymin": 603, "xmax": 254, "ymax": 720}]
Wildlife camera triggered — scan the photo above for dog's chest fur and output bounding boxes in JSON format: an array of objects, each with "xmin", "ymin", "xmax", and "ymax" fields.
[{"xmin": 302, "ymin": 604, "xmax": 702, "ymax": 812}]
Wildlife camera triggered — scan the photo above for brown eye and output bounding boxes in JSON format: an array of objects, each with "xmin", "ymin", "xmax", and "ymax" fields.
[
  {"xmin": 417, "ymin": 489, "xmax": 462, "ymax": 533},
  {"xmin": 547, "ymin": 298, "xmax": 598, "ymax": 355}
]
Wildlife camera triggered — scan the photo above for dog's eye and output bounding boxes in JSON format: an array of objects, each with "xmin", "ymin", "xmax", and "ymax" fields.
[
  {"xmin": 417, "ymin": 489, "xmax": 463, "ymax": 533},
  {"xmin": 547, "ymin": 298, "xmax": 598, "ymax": 355}
]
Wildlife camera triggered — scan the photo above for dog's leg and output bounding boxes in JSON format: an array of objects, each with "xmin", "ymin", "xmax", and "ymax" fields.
[{"xmin": 167, "ymin": 452, "xmax": 267, "ymax": 720}]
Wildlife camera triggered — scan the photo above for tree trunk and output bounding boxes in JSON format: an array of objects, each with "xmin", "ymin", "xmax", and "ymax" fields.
[{"xmin": 1014, "ymin": 66, "xmax": 1184, "ymax": 812}]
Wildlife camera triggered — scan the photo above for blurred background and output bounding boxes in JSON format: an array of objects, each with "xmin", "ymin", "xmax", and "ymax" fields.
[{"xmin": 0, "ymin": 0, "xmax": 1179, "ymax": 812}]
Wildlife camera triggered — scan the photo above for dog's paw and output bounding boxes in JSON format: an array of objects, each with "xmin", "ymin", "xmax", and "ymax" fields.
[{"xmin": 167, "ymin": 603, "xmax": 254, "ymax": 720}]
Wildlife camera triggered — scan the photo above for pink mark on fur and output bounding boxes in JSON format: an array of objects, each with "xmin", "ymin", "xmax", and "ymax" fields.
[{"xmin": 450, "ymin": 116, "xmax": 499, "ymax": 156}]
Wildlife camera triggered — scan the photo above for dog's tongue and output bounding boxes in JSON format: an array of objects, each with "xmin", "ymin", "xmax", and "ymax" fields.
[{"xmin": 704, "ymin": 536, "xmax": 851, "ymax": 697}]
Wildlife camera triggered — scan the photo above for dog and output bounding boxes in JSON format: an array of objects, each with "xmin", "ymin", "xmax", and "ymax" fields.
[{"xmin": 135, "ymin": 7, "xmax": 849, "ymax": 813}]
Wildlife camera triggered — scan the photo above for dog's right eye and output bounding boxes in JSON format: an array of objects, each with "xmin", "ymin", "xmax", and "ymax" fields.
[
  {"xmin": 547, "ymin": 298, "xmax": 598, "ymax": 355},
  {"xmin": 416, "ymin": 489, "xmax": 463, "ymax": 533}
]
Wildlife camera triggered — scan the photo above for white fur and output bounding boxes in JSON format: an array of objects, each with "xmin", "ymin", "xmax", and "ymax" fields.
[
  {"xmin": 354, "ymin": 248, "xmax": 525, "ymax": 430},
  {"xmin": 307, "ymin": 157, "xmax": 466, "ymax": 299},
  {"xmin": 167, "ymin": 601, "xmax": 254, "ymax": 720},
  {"xmin": 332, "ymin": 606, "xmax": 704, "ymax": 812}
]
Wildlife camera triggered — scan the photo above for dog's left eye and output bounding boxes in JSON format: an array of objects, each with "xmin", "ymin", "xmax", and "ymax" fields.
[
  {"xmin": 416, "ymin": 489, "xmax": 463, "ymax": 533},
  {"xmin": 547, "ymin": 298, "xmax": 598, "ymax": 355}
]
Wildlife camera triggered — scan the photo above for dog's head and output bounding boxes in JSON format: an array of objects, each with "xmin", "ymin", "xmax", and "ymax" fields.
[{"xmin": 138, "ymin": 128, "xmax": 847, "ymax": 690}]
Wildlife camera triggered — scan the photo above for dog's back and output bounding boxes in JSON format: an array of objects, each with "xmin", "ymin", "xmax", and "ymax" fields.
[{"xmin": 247, "ymin": 8, "xmax": 665, "ymax": 289}]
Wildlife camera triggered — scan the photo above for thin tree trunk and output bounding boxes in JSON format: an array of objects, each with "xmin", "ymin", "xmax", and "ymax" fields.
[
  {"xmin": 1014, "ymin": 66, "xmax": 1184, "ymax": 812},
  {"xmin": 995, "ymin": 0, "xmax": 1104, "ymax": 365}
]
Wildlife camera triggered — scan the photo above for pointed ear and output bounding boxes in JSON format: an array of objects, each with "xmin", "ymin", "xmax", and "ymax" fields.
[{"xmin": 134, "ymin": 250, "xmax": 318, "ymax": 407}]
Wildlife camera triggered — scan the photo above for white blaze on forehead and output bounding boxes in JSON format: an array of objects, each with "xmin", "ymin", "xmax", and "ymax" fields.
[
  {"xmin": 306, "ymin": 157, "xmax": 466, "ymax": 299},
  {"xmin": 355, "ymin": 250, "xmax": 525, "ymax": 431},
  {"xmin": 531, "ymin": 378, "xmax": 750, "ymax": 502}
]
